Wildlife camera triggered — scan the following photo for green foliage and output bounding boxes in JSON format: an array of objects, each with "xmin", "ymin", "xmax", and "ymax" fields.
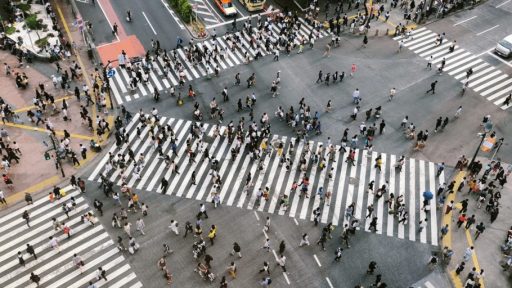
[
  {"xmin": 5, "ymin": 25, "xmax": 16, "ymax": 35},
  {"xmin": 168, "ymin": 0, "xmax": 193, "ymax": 24},
  {"xmin": 25, "ymin": 14, "xmax": 42, "ymax": 30},
  {"xmin": 34, "ymin": 36, "xmax": 48, "ymax": 48},
  {"xmin": 17, "ymin": 3, "xmax": 31, "ymax": 12}
]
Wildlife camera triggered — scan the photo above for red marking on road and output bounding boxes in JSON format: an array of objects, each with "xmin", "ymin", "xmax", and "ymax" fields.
[
  {"xmin": 97, "ymin": 35, "xmax": 145, "ymax": 67},
  {"xmin": 97, "ymin": 0, "xmax": 128, "ymax": 39}
]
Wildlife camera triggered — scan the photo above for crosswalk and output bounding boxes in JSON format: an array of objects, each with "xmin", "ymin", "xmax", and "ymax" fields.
[
  {"xmin": 89, "ymin": 114, "xmax": 443, "ymax": 246},
  {"xmin": 108, "ymin": 18, "xmax": 329, "ymax": 104},
  {"xmin": 394, "ymin": 27, "xmax": 512, "ymax": 110},
  {"xmin": 0, "ymin": 187, "xmax": 142, "ymax": 288}
]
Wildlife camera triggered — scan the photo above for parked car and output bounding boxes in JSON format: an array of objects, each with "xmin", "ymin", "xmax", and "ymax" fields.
[{"xmin": 495, "ymin": 34, "xmax": 512, "ymax": 58}]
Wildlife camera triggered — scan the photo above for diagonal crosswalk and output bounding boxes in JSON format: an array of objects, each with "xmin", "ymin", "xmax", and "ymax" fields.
[
  {"xmin": 90, "ymin": 114, "xmax": 443, "ymax": 245},
  {"xmin": 107, "ymin": 18, "xmax": 329, "ymax": 104},
  {"xmin": 394, "ymin": 27, "xmax": 512, "ymax": 110},
  {"xmin": 0, "ymin": 186, "xmax": 143, "ymax": 288}
]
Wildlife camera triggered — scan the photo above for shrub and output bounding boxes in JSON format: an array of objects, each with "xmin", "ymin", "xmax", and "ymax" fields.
[
  {"xmin": 25, "ymin": 14, "xmax": 42, "ymax": 30},
  {"xmin": 35, "ymin": 36, "xmax": 48, "ymax": 48},
  {"xmin": 179, "ymin": 0, "xmax": 192, "ymax": 23},
  {"xmin": 5, "ymin": 26, "xmax": 16, "ymax": 35}
]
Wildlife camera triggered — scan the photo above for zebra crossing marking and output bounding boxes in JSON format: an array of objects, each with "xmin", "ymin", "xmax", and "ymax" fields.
[
  {"xmin": 395, "ymin": 27, "xmax": 512, "ymax": 109},
  {"xmin": 91, "ymin": 116, "xmax": 443, "ymax": 245}
]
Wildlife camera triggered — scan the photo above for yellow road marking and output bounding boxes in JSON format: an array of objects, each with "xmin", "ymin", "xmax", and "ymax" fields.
[
  {"xmin": 465, "ymin": 228, "xmax": 486, "ymax": 288},
  {"xmin": 2, "ymin": 175, "xmax": 60, "ymax": 205},
  {"xmin": 14, "ymin": 96, "xmax": 72, "ymax": 113},
  {"xmin": 449, "ymin": 270, "xmax": 464, "ymax": 288},
  {"xmin": 1, "ymin": 122, "xmax": 94, "ymax": 140},
  {"xmin": 56, "ymin": 3, "xmax": 100, "ymax": 142},
  {"xmin": 441, "ymin": 171, "xmax": 466, "ymax": 249}
]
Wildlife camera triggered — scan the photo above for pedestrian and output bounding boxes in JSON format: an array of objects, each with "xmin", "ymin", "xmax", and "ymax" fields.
[
  {"xmin": 220, "ymin": 276, "xmax": 228, "ymax": 288},
  {"xmin": 169, "ymin": 219, "xmax": 179, "ymax": 235},
  {"xmin": 25, "ymin": 193, "xmax": 33, "ymax": 205},
  {"xmin": 475, "ymin": 222, "xmax": 485, "ymax": 240},
  {"xmin": 445, "ymin": 200, "xmax": 454, "ymax": 214},
  {"xmin": 350, "ymin": 63, "xmax": 357, "ymax": 78},
  {"xmin": 73, "ymin": 253, "xmax": 85, "ymax": 273},
  {"xmin": 367, "ymin": 261, "xmax": 377, "ymax": 274},
  {"xmin": 465, "ymin": 214, "xmax": 476, "ymax": 229},
  {"xmin": 456, "ymin": 213, "xmax": 467, "ymax": 228},
  {"xmin": 389, "ymin": 87, "xmax": 396, "ymax": 101},
  {"xmin": 184, "ymin": 221, "xmax": 193, "ymax": 238},
  {"xmin": 26, "ymin": 243, "xmax": 37, "ymax": 260},
  {"xmin": 93, "ymin": 199, "xmax": 103, "ymax": 216},
  {"xmin": 264, "ymin": 216, "xmax": 271, "ymax": 232},
  {"xmin": 299, "ymin": 233, "xmax": 310, "ymax": 246},
  {"xmin": 456, "ymin": 261, "xmax": 466, "ymax": 275},
  {"xmin": 262, "ymin": 238, "xmax": 271, "ymax": 252},
  {"xmin": 334, "ymin": 247, "xmax": 343, "ymax": 262},
  {"xmin": 0, "ymin": 189, "xmax": 6, "ymax": 206},
  {"xmin": 259, "ymin": 261, "xmax": 271, "ymax": 274},
  {"xmin": 160, "ymin": 177, "xmax": 168, "ymax": 193},
  {"xmin": 49, "ymin": 236, "xmax": 60, "ymax": 252},
  {"xmin": 503, "ymin": 93, "xmax": 511, "ymax": 107},
  {"xmin": 124, "ymin": 222, "xmax": 132, "ymax": 237},
  {"xmin": 276, "ymin": 254, "xmax": 287, "ymax": 272},
  {"xmin": 17, "ymin": 251, "xmax": 25, "ymax": 266},
  {"xmin": 30, "ymin": 272, "xmax": 41, "ymax": 287},
  {"xmin": 22, "ymin": 210, "xmax": 30, "ymax": 227},
  {"xmin": 418, "ymin": 219, "xmax": 427, "ymax": 233},
  {"xmin": 463, "ymin": 246, "xmax": 474, "ymax": 262},
  {"xmin": 369, "ymin": 217, "xmax": 378, "ymax": 232},
  {"xmin": 136, "ymin": 218, "xmax": 145, "ymax": 235},
  {"xmin": 227, "ymin": 261, "xmax": 237, "ymax": 279},
  {"xmin": 440, "ymin": 224, "xmax": 449, "ymax": 239},
  {"xmin": 436, "ymin": 162, "xmax": 445, "ymax": 177},
  {"xmin": 425, "ymin": 80, "xmax": 438, "ymax": 94},
  {"xmin": 260, "ymin": 277, "xmax": 272, "ymax": 287},
  {"xmin": 208, "ymin": 224, "xmax": 217, "ymax": 245},
  {"xmin": 198, "ymin": 203, "xmax": 209, "ymax": 219},
  {"xmin": 96, "ymin": 266, "xmax": 108, "ymax": 281},
  {"xmin": 231, "ymin": 242, "xmax": 242, "ymax": 258}
]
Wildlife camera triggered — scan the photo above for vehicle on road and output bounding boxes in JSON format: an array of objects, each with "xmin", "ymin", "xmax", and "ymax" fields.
[
  {"xmin": 239, "ymin": 0, "xmax": 266, "ymax": 11},
  {"xmin": 215, "ymin": 0, "xmax": 237, "ymax": 16},
  {"xmin": 495, "ymin": 34, "xmax": 512, "ymax": 58}
]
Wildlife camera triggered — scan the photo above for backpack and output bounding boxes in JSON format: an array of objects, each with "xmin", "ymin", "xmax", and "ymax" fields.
[{"xmin": 267, "ymin": 279, "xmax": 272, "ymax": 284}]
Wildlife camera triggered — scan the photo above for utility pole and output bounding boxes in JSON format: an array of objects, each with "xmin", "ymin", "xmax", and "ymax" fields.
[{"xmin": 469, "ymin": 132, "xmax": 486, "ymax": 168}]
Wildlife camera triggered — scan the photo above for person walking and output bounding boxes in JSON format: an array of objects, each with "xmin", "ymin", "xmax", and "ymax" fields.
[
  {"xmin": 369, "ymin": 217, "xmax": 378, "ymax": 232},
  {"xmin": 30, "ymin": 272, "xmax": 41, "ymax": 287},
  {"xmin": 169, "ymin": 220, "xmax": 179, "ymax": 235},
  {"xmin": 17, "ymin": 251, "xmax": 25, "ymax": 267},
  {"xmin": 465, "ymin": 214, "xmax": 476, "ymax": 230},
  {"xmin": 184, "ymin": 221, "xmax": 193, "ymax": 238},
  {"xmin": 367, "ymin": 261, "xmax": 377, "ymax": 274},
  {"xmin": 334, "ymin": 247, "xmax": 343, "ymax": 262},
  {"xmin": 425, "ymin": 80, "xmax": 438, "ymax": 94},
  {"xmin": 26, "ymin": 243, "xmax": 37, "ymax": 260},
  {"xmin": 455, "ymin": 261, "xmax": 466, "ymax": 275},
  {"xmin": 49, "ymin": 236, "xmax": 60, "ymax": 253},
  {"xmin": 276, "ymin": 254, "xmax": 287, "ymax": 272},
  {"xmin": 136, "ymin": 218, "xmax": 145, "ymax": 235},
  {"xmin": 160, "ymin": 177, "xmax": 169, "ymax": 193},
  {"xmin": 227, "ymin": 261, "xmax": 237, "ymax": 279},
  {"xmin": 259, "ymin": 261, "xmax": 271, "ymax": 274},
  {"xmin": 73, "ymin": 253, "xmax": 85, "ymax": 273},
  {"xmin": 278, "ymin": 240, "xmax": 286, "ymax": 255},
  {"xmin": 262, "ymin": 238, "xmax": 271, "ymax": 252},
  {"xmin": 22, "ymin": 210, "xmax": 30, "ymax": 227},
  {"xmin": 124, "ymin": 222, "xmax": 132, "ymax": 237},
  {"xmin": 198, "ymin": 203, "xmax": 209, "ymax": 219},
  {"xmin": 231, "ymin": 242, "xmax": 242, "ymax": 258},
  {"xmin": 96, "ymin": 266, "xmax": 108, "ymax": 281},
  {"xmin": 208, "ymin": 225, "xmax": 217, "ymax": 245},
  {"xmin": 299, "ymin": 233, "xmax": 310, "ymax": 246},
  {"xmin": 474, "ymin": 222, "xmax": 485, "ymax": 240},
  {"xmin": 0, "ymin": 189, "xmax": 7, "ymax": 206}
]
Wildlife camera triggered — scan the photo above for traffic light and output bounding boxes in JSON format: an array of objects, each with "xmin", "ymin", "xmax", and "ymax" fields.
[{"xmin": 44, "ymin": 152, "xmax": 51, "ymax": 160}]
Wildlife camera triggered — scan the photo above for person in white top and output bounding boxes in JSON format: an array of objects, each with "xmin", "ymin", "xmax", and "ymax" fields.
[{"xmin": 0, "ymin": 190, "xmax": 6, "ymax": 205}]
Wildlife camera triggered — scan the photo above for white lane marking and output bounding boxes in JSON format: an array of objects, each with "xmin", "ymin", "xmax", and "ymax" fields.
[
  {"xmin": 313, "ymin": 254, "xmax": 322, "ymax": 267},
  {"xmin": 161, "ymin": 0, "xmax": 185, "ymax": 29},
  {"xmin": 487, "ymin": 51, "xmax": 512, "ymax": 68},
  {"xmin": 294, "ymin": 218, "xmax": 299, "ymax": 225},
  {"xmin": 453, "ymin": 16, "xmax": 477, "ymax": 26},
  {"xmin": 425, "ymin": 281, "xmax": 436, "ymax": 288},
  {"xmin": 142, "ymin": 11, "xmax": 157, "ymax": 35},
  {"xmin": 496, "ymin": 0, "xmax": 511, "ymax": 7},
  {"xmin": 476, "ymin": 25, "xmax": 500, "ymax": 36},
  {"xmin": 254, "ymin": 211, "xmax": 260, "ymax": 221},
  {"xmin": 96, "ymin": 0, "xmax": 120, "ymax": 41},
  {"xmin": 283, "ymin": 272, "xmax": 290, "ymax": 284},
  {"xmin": 326, "ymin": 277, "xmax": 334, "ymax": 288}
]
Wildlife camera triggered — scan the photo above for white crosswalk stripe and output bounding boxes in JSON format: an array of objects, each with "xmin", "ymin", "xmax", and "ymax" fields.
[
  {"xmin": 0, "ymin": 187, "xmax": 142, "ymax": 288},
  {"xmin": 90, "ymin": 116, "xmax": 443, "ymax": 245},
  {"xmin": 107, "ymin": 17, "xmax": 329, "ymax": 104},
  {"xmin": 395, "ymin": 27, "xmax": 512, "ymax": 110}
]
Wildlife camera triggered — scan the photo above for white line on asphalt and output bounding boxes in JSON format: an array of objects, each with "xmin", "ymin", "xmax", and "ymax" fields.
[
  {"xmin": 202, "ymin": 0, "xmax": 224, "ymax": 22},
  {"xmin": 283, "ymin": 272, "xmax": 290, "ymax": 284},
  {"xmin": 326, "ymin": 277, "xmax": 334, "ymax": 288},
  {"xmin": 476, "ymin": 25, "xmax": 500, "ymax": 36},
  {"xmin": 293, "ymin": 218, "xmax": 299, "ymax": 225},
  {"xmin": 313, "ymin": 254, "xmax": 322, "ymax": 267},
  {"xmin": 263, "ymin": 229, "xmax": 268, "ymax": 239},
  {"xmin": 476, "ymin": 47, "xmax": 495, "ymax": 57},
  {"xmin": 453, "ymin": 16, "xmax": 477, "ymax": 26},
  {"xmin": 142, "ymin": 12, "xmax": 157, "ymax": 35},
  {"xmin": 254, "ymin": 211, "xmax": 260, "ymax": 221},
  {"xmin": 487, "ymin": 51, "xmax": 512, "ymax": 68},
  {"xmin": 496, "ymin": 0, "xmax": 511, "ymax": 7},
  {"xmin": 96, "ymin": 0, "xmax": 120, "ymax": 41},
  {"xmin": 205, "ymin": 6, "xmax": 277, "ymax": 29},
  {"xmin": 160, "ymin": 0, "xmax": 185, "ymax": 29}
]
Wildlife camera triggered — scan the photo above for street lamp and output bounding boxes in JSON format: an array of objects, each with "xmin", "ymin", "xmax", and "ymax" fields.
[{"xmin": 469, "ymin": 132, "xmax": 486, "ymax": 168}]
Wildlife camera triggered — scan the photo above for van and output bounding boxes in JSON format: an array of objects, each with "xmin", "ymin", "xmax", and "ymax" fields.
[{"xmin": 495, "ymin": 34, "xmax": 512, "ymax": 58}]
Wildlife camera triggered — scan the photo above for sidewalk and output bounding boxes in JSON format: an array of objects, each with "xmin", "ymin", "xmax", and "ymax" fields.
[{"xmin": 0, "ymin": 0, "xmax": 112, "ymax": 205}]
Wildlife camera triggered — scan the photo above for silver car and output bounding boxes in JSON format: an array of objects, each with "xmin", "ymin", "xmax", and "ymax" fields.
[{"xmin": 495, "ymin": 34, "xmax": 512, "ymax": 58}]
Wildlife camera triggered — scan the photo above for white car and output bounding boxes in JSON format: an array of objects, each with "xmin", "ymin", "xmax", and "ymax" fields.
[{"xmin": 495, "ymin": 34, "xmax": 512, "ymax": 58}]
